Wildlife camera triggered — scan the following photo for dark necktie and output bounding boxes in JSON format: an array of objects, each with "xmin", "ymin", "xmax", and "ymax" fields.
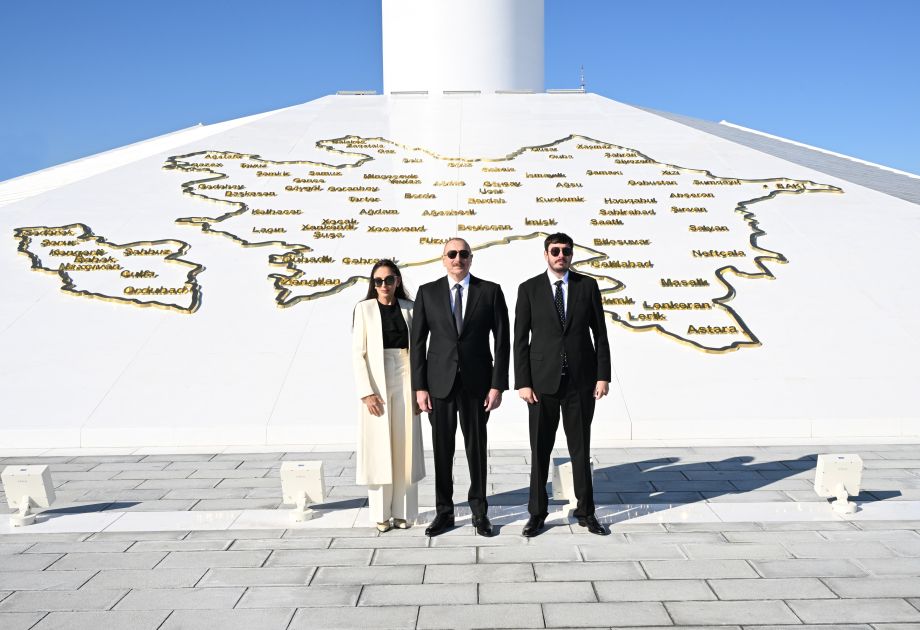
[
  {"xmin": 555, "ymin": 280, "xmax": 568, "ymax": 374},
  {"xmin": 453, "ymin": 283, "xmax": 463, "ymax": 335},
  {"xmin": 554, "ymin": 280, "xmax": 566, "ymax": 326}
]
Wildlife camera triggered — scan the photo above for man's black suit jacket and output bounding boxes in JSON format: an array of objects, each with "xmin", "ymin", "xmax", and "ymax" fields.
[
  {"xmin": 411, "ymin": 275, "xmax": 510, "ymax": 400},
  {"xmin": 514, "ymin": 270, "xmax": 611, "ymax": 394}
]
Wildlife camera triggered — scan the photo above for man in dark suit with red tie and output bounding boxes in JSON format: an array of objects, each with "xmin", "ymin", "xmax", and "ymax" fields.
[
  {"xmin": 411, "ymin": 237, "xmax": 510, "ymax": 537},
  {"xmin": 514, "ymin": 233, "xmax": 611, "ymax": 536}
]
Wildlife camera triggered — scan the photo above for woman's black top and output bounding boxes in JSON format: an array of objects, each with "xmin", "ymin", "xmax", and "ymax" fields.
[{"xmin": 378, "ymin": 301, "xmax": 408, "ymax": 349}]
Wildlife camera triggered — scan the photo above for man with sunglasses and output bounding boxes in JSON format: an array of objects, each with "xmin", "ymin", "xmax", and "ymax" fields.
[
  {"xmin": 411, "ymin": 238, "xmax": 510, "ymax": 537},
  {"xmin": 514, "ymin": 233, "xmax": 611, "ymax": 537}
]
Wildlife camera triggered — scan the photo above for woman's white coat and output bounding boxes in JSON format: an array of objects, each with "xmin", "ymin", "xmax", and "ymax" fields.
[{"xmin": 352, "ymin": 298, "xmax": 425, "ymax": 486}]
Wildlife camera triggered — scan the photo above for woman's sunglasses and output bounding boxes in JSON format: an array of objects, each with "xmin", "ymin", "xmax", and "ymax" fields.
[
  {"xmin": 549, "ymin": 246, "xmax": 573, "ymax": 257},
  {"xmin": 373, "ymin": 275, "xmax": 397, "ymax": 287},
  {"xmin": 444, "ymin": 249, "xmax": 471, "ymax": 260}
]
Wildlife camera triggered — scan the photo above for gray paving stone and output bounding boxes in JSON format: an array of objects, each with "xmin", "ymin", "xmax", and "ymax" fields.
[
  {"xmin": 312, "ymin": 565, "xmax": 424, "ymax": 585},
  {"xmin": 163, "ymin": 488, "xmax": 250, "ymax": 500},
  {"xmin": 722, "ymin": 530, "xmax": 824, "ymax": 543},
  {"xmin": 230, "ymin": 538, "xmax": 332, "ymax": 550},
  {"xmin": 786, "ymin": 541, "xmax": 896, "ymax": 558},
  {"xmin": 113, "ymin": 470, "xmax": 192, "ymax": 480},
  {"xmin": 643, "ymin": 559, "xmax": 758, "ymax": 579},
  {"xmin": 478, "ymin": 580, "xmax": 596, "ymax": 603},
  {"xmin": 532, "ymin": 532, "xmax": 628, "ymax": 545},
  {"xmin": 373, "ymin": 547, "xmax": 475, "ymax": 565},
  {"xmin": 0, "ymin": 553, "xmax": 62, "ymax": 571},
  {"xmin": 215, "ymin": 452, "xmax": 285, "ymax": 461},
  {"xmin": 90, "ymin": 462, "xmax": 168, "ymax": 471},
  {"xmin": 431, "ymin": 533, "xmax": 528, "ymax": 546},
  {"xmin": 788, "ymin": 597, "xmax": 920, "ymax": 623},
  {"xmin": 264, "ymin": 548, "xmax": 372, "ymax": 567},
  {"xmin": 743, "ymin": 626, "xmax": 870, "ymax": 630},
  {"xmin": 0, "ymin": 589, "xmax": 126, "ymax": 612},
  {"xmin": 77, "ymin": 489, "xmax": 167, "ymax": 501},
  {"xmin": 115, "ymin": 499, "xmax": 199, "ymax": 511},
  {"xmin": 244, "ymin": 487, "xmax": 285, "ymax": 499},
  {"xmin": 331, "ymin": 536, "xmax": 429, "ymax": 548},
  {"xmin": 0, "ymin": 542, "xmax": 31, "ymax": 554},
  {"xmin": 140, "ymin": 454, "xmax": 217, "ymax": 462},
  {"xmin": 752, "ymin": 558, "xmax": 868, "ymax": 578},
  {"xmin": 710, "ymin": 577, "xmax": 836, "ymax": 599},
  {"xmin": 0, "ymin": 612, "xmax": 46, "ymax": 630},
  {"xmin": 535, "ymin": 561, "xmax": 645, "ymax": 581},
  {"xmin": 49, "ymin": 551, "xmax": 165, "ymax": 571},
  {"xmin": 161, "ymin": 608, "xmax": 295, "ymax": 630},
  {"xmin": 187, "ymin": 529, "xmax": 284, "ymax": 540},
  {"xmin": 286, "ymin": 528, "xmax": 377, "ymax": 541},
  {"xmin": 820, "ymin": 529, "xmax": 920, "ymax": 542},
  {"xmin": 824, "ymin": 577, "xmax": 920, "ymax": 598},
  {"xmin": 30, "ymin": 611, "xmax": 169, "ymax": 630},
  {"xmin": 0, "ymin": 533, "xmax": 88, "ymax": 543},
  {"xmin": 681, "ymin": 543, "xmax": 791, "ymax": 560},
  {"xmin": 705, "ymin": 491, "xmax": 791, "ymax": 502},
  {"xmin": 127, "ymin": 539, "xmax": 232, "ymax": 552},
  {"xmin": 191, "ymin": 498, "xmax": 281, "ymax": 510},
  {"xmin": 51, "ymin": 471, "xmax": 119, "ymax": 481},
  {"xmin": 543, "ymin": 601, "xmax": 672, "ymax": 627},
  {"xmin": 654, "ymin": 480, "xmax": 736, "ymax": 491},
  {"xmin": 164, "ymin": 461, "xmax": 243, "ymax": 470},
  {"xmin": 685, "ymin": 471, "xmax": 762, "ymax": 481},
  {"xmin": 215, "ymin": 477, "xmax": 278, "ymax": 488},
  {"xmin": 580, "ymin": 543, "xmax": 685, "ymax": 561},
  {"xmin": 360, "ymin": 583, "xmax": 476, "ymax": 606},
  {"xmin": 88, "ymin": 531, "xmax": 188, "ymax": 542},
  {"xmin": 0, "ymin": 570, "xmax": 95, "ymax": 591},
  {"xmin": 290, "ymin": 605, "xmax": 418, "ymax": 629},
  {"xmin": 237, "ymin": 585, "xmax": 360, "ymax": 608},
  {"xmin": 81, "ymin": 568, "xmax": 206, "ymax": 589},
  {"xmin": 189, "ymin": 469, "xmax": 272, "ymax": 479},
  {"xmin": 883, "ymin": 538, "xmax": 920, "ymax": 556},
  {"xmin": 198, "ymin": 567, "xmax": 314, "ymax": 587},
  {"xmin": 666, "ymin": 600, "xmax": 799, "ymax": 625},
  {"xmin": 858, "ymin": 557, "xmax": 920, "ymax": 576},
  {"xmin": 619, "ymin": 491, "xmax": 704, "ymax": 503},
  {"xmin": 157, "ymin": 550, "xmax": 269, "ymax": 569},
  {"xmin": 137, "ymin": 478, "xmax": 219, "ymax": 490},
  {"xmin": 478, "ymin": 544, "xmax": 580, "ymax": 563},
  {"xmin": 25, "ymin": 541, "xmax": 132, "ymax": 554},
  {"xmin": 624, "ymin": 531, "xmax": 725, "ymax": 544},
  {"xmin": 594, "ymin": 579, "xmax": 716, "ymax": 601},
  {"xmin": 425, "ymin": 563, "xmax": 534, "ymax": 583},
  {"xmin": 326, "ymin": 486, "xmax": 369, "ymax": 498},
  {"xmin": 417, "ymin": 603, "xmax": 542, "ymax": 628},
  {"xmin": 855, "ymin": 520, "xmax": 920, "ymax": 530},
  {"xmin": 759, "ymin": 520, "xmax": 856, "ymax": 531},
  {"xmin": 666, "ymin": 522, "xmax": 761, "ymax": 532},
  {"xmin": 57, "ymin": 480, "xmax": 141, "ymax": 490},
  {"xmin": 114, "ymin": 587, "xmax": 244, "ymax": 610}
]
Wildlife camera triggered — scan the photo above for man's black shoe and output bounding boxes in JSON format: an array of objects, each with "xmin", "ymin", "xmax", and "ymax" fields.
[
  {"xmin": 425, "ymin": 514, "xmax": 455, "ymax": 537},
  {"xmin": 521, "ymin": 514, "xmax": 546, "ymax": 538},
  {"xmin": 577, "ymin": 514, "xmax": 607, "ymax": 535},
  {"xmin": 472, "ymin": 515, "xmax": 493, "ymax": 537}
]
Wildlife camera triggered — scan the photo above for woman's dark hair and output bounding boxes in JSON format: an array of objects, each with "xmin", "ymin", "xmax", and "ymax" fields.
[{"xmin": 363, "ymin": 258, "xmax": 411, "ymax": 301}]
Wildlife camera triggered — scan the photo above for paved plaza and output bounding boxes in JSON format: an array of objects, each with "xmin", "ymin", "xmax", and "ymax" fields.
[{"xmin": 2, "ymin": 444, "xmax": 920, "ymax": 628}]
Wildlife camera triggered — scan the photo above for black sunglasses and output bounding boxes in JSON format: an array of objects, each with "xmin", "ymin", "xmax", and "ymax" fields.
[
  {"xmin": 549, "ymin": 246, "xmax": 573, "ymax": 257},
  {"xmin": 444, "ymin": 249, "xmax": 471, "ymax": 260},
  {"xmin": 373, "ymin": 275, "xmax": 397, "ymax": 287}
]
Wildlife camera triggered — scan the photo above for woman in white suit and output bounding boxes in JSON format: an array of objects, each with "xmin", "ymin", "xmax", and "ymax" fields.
[{"xmin": 352, "ymin": 260, "xmax": 425, "ymax": 531}]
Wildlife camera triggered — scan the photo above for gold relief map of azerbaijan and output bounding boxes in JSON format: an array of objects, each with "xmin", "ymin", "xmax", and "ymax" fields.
[{"xmin": 14, "ymin": 134, "xmax": 841, "ymax": 351}]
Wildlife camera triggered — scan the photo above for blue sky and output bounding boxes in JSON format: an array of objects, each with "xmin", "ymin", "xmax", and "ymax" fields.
[{"xmin": 1, "ymin": 0, "xmax": 917, "ymax": 182}]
